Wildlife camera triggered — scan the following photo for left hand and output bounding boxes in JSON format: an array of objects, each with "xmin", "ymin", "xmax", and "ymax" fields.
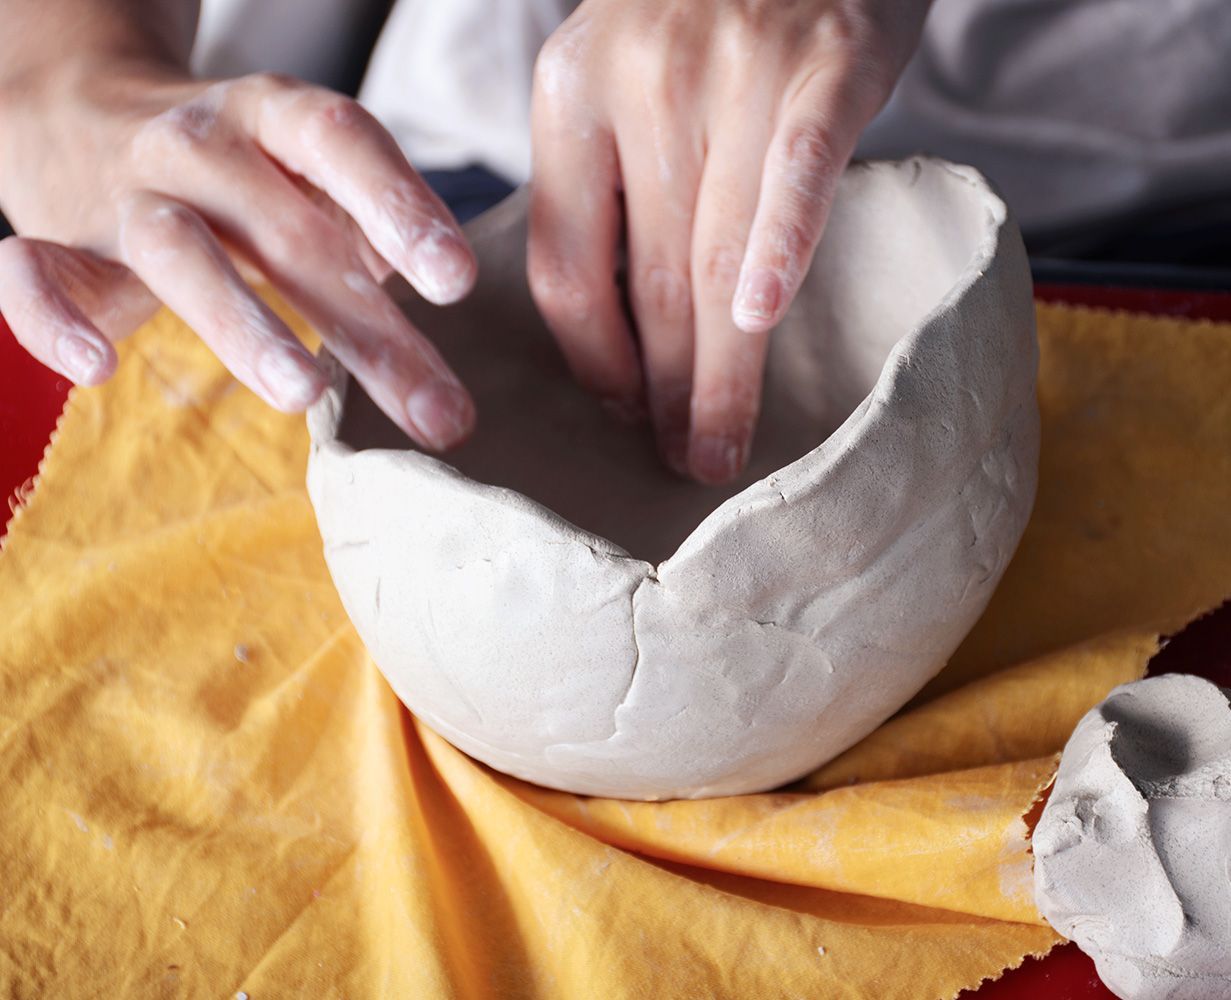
[{"xmin": 528, "ymin": 0, "xmax": 930, "ymax": 483}]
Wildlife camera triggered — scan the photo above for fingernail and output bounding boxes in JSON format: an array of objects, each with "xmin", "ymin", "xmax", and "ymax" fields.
[
  {"xmin": 56, "ymin": 333, "xmax": 106, "ymax": 384},
  {"xmin": 405, "ymin": 381, "xmax": 475, "ymax": 450},
  {"xmin": 689, "ymin": 433, "xmax": 749, "ymax": 485},
  {"xmin": 410, "ymin": 230, "xmax": 476, "ymax": 305},
  {"xmin": 257, "ymin": 348, "xmax": 325, "ymax": 410},
  {"xmin": 601, "ymin": 395, "xmax": 647, "ymax": 425},
  {"xmin": 733, "ymin": 269, "xmax": 782, "ymax": 331}
]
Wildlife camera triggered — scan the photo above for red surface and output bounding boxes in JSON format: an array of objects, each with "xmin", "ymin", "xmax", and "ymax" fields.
[
  {"xmin": 1034, "ymin": 283, "xmax": 1231, "ymax": 323},
  {"xmin": 1, "ymin": 315, "xmax": 70, "ymax": 524},
  {"xmin": 2, "ymin": 289, "xmax": 1229, "ymax": 998}
]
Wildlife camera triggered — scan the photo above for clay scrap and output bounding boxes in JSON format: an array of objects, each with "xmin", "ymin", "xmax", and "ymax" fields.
[{"xmin": 1034, "ymin": 674, "xmax": 1231, "ymax": 1000}]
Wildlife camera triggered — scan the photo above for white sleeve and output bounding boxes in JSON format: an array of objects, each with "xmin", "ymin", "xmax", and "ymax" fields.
[
  {"xmin": 192, "ymin": 0, "xmax": 386, "ymax": 90},
  {"xmin": 857, "ymin": 0, "xmax": 1231, "ymax": 240},
  {"xmin": 359, "ymin": 0, "xmax": 578, "ymax": 182}
]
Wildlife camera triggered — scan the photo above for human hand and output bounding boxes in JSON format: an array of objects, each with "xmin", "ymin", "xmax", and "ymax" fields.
[
  {"xmin": 0, "ymin": 63, "xmax": 477, "ymax": 450},
  {"xmin": 528, "ymin": 0, "xmax": 929, "ymax": 482}
]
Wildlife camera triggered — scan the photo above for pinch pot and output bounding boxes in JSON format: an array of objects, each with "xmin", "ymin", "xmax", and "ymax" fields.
[{"xmin": 307, "ymin": 157, "xmax": 1040, "ymax": 800}]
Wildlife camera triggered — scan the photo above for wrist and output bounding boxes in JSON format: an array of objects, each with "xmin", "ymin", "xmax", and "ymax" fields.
[
  {"xmin": 0, "ymin": 51, "xmax": 189, "ymax": 224},
  {"xmin": 0, "ymin": 0, "xmax": 195, "ymax": 118}
]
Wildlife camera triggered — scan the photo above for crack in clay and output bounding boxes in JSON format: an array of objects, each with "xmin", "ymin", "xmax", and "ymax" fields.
[
  {"xmin": 615, "ymin": 586, "xmax": 642, "ymax": 716},
  {"xmin": 325, "ymin": 539, "xmax": 372, "ymax": 555}
]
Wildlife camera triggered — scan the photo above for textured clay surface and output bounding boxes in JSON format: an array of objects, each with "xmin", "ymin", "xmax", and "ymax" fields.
[
  {"xmin": 307, "ymin": 158, "xmax": 1040, "ymax": 799},
  {"xmin": 1034, "ymin": 675, "xmax": 1231, "ymax": 1000}
]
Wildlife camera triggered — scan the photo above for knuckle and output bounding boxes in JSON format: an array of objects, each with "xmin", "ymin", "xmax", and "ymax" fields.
[
  {"xmin": 136, "ymin": 107, "xmax": 211, "ymax": 154},
  {"xmin": 262, "ymin": 216, "xmax": 320, "ymax": 265},
  {"xmin": 244, "ymin": 71, "xmax": 298, "ymax": 95},
  {"xmin": 697, "ymin": 243, "xmax": 744, "ymax": 290},
  {"xmin": 625, "ymin": 19, "xmax": 670, "ymax": 70},
  {"xmin": 635, "ymin": 264, "xmax": 691, "ymax": 323},
  {"xmin": 649, "ymin": 375, "xmax": 692, "ymax": 420},
  {"xmin": 766, "ymin": 216, "xmax": 814, "ymax": 271},
  {"xmin": 527, "ymin": 256, "xmax": 595, "ymax": 326},
  {"xmin": 713, "ymin": 15, "xmax": 763, "ymax": 73},
  {"xmin": 782, "ymin": 120, "xmax": 837, "ymax": 175},
  {"xmin": 304, "ymin": 94, "xmax": 369, "ymax": 137},
  {"xmin": 777, "ymin": 120, "xmax": 842, "ymax": 204},
  {"xmin": 693, "ymin": 373, "xmax": 760, "ymax": 424},
  {"xmin": 140, "ymin": 200, "xmax": 199, "ymax": 239},
  {"xmin": 135, "ymin": 84, "xmax": 234, "ymax": 156},
  {"xmin": 815, "ymin": 4, "xmax": 874, "ymax": 51},
  {"xmin": 130, "ymin": 91, "xmax": 235, "ymax": 169},
  {"xmin": 810, "ymin": 7, "xmax": 902, "ymax": 100},
  {"xmin": 533, "ymin": 26, "xmax": 589, "ymax": 101},
  {"xmin": 119, "ymin": 196, "xmax": 200, "ymax": 261},
  {"xmin": 626, "ymin": 13, "xmax": 704, "ymax": 97}
]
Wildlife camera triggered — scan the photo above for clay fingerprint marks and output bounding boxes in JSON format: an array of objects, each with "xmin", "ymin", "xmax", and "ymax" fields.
[
  {"xmin": 957, "ymin": 432, "xmax": 1032, "ymax": 607},
  {"xmin": 312, "ymin": 436, "xmax": 653, "ymax": 765},
  {"xmin": 1034, "ymin": 676, "xmax": 1231, "ymax": 999},
  {"xmin": 538, "ymin": 588, "xmax": 848, "ymax": 799}
]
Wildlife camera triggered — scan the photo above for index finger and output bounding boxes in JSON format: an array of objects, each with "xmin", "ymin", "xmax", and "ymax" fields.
[
  {"xmin": 240, "ymin": 76, "xmax": 478, "ymax": 307},
  {"xmin": 732, "ymin": 70, "xmax": 875, "ymax": 334}
]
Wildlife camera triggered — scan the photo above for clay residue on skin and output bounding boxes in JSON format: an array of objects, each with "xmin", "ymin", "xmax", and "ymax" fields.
[
  {"xmin": 1033, "ymin": 675, "xmax": 1231, "ymax": 1000},
  {"xmin": 377, "ymin": 183, "xmax": 475, "ymax": 304},
  {"xmin": 533, "ymin": 19, "xmax": 593, "ymax": 99},
  {"xmin": 342, "ymin": 270, "xmax": 377, "ymax": 298},
  {"xmin": 133, "ymin": 81, "xmax": 233, "ymax": 157}
]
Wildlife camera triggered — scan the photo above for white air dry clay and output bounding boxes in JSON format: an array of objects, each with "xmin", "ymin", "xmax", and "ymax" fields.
[
  {"xmin": 307, "ymin": 157, "xmax": 1040, "ymax": 800},
  {"xmin": 1033, "ymin": 674, "xmax": 1231, "ymax": 1000}
]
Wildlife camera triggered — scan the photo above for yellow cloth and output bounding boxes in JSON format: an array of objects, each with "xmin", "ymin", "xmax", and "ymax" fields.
[{"xmin": 1, "ymin": 301, "xmax": 1228, "ymax": 998}]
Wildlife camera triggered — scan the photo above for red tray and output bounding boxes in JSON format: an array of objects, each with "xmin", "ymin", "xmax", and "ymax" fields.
[{"xmin": 2, "ymin": 287, "xmax": 1229, "ymax": 999}]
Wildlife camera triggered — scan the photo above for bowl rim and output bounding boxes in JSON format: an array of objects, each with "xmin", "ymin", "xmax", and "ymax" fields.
[{"xmin": 307, "ymin": 156, "xmax": 1013, "ymax": 574}]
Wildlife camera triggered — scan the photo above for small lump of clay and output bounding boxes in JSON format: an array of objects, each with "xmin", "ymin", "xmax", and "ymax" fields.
[{"xmin": 1033, "ymin": 674, "xmax": 1231, "ymax": 1000}]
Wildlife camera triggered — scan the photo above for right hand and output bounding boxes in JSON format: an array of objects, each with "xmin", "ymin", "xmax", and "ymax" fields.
[{"xmin": 0, "ymin": 63, "xmax": 478, "ymax": 450}]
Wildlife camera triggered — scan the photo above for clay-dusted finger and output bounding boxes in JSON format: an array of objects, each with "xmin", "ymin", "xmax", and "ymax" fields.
[
  {"xmin": 527, "ymin": 34, "xmax": 642, "ymax": 407},
  {"xmin": 616, "ymin": 111, "xmax": 704, "ymax": 475},
  {"xmin": 242, "ymin": 77, "xmax": 476, "ymax": 306},
  {"xmin": 116, "ymin": 191, "xmax": 326, "ymax": 412},
  {"xmin": 128, "ymin": 80, "xmax": 474, "ymax": 447},
  {"xmin": 732, "ymin": 68, "xmax": 880, "ymax": 335},
  {"xmin": 169, "ymin": 144, "xmax": 473, "ymax": 450},
  {"xmin": 0, "ymin": 236, "xmax": 118, "ymax": 385},
  {"xmin": 686, "ymin": 123, "xmax": 775, "ymax": 485}
]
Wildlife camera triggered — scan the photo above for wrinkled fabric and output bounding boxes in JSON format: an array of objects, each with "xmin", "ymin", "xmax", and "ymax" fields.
[{"xmin": 0, "ymin": 300, "xmax": 1228, "ymax": 998}]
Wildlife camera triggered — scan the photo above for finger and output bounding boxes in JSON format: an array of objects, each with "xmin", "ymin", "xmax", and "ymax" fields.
[
  {"xmin": 528, "ymin": 42, "xmax": 642, "ymax": 408},
  {"xmin": 117, "ymin": 191, "xmax": 327, "ymax": 412},
  {"xmin": 11, "ymin": 242, "xmax": 159, "ymax": 342},
  {"xmin": 154, "ymin": 141, "xmax": 474, "ymax": 451},
  {"xmin": 617, "ymin": 117, "xmax": 703, "ymax": 475},
  {"xmin": 0, "ymin": 236, "xmax": 119, "ymax": 385},
  {"xmin": 732, "ymin": 70, "xmax": 873, "ymax": 334},
  {"xmin": 687, "ymin": 126, "xmax": 776, "ymax": 485},
  {"xmin": 241, "ymin": 76, "xmax": 476, "ymax": 305},
  {"xmin": 287, "ymin": 169, "xmax": 395, "ymax": 284}
]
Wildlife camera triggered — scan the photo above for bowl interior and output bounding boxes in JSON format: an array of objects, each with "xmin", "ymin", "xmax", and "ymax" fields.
[{"xmin": 338, "ymin": 162, "xmax": 990, "ymax": 564}]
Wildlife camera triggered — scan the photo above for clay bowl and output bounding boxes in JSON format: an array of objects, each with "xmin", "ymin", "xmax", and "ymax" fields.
[{"xmin": 307, "ymin": 157, "xmax": 1039, "ymax": 800}]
